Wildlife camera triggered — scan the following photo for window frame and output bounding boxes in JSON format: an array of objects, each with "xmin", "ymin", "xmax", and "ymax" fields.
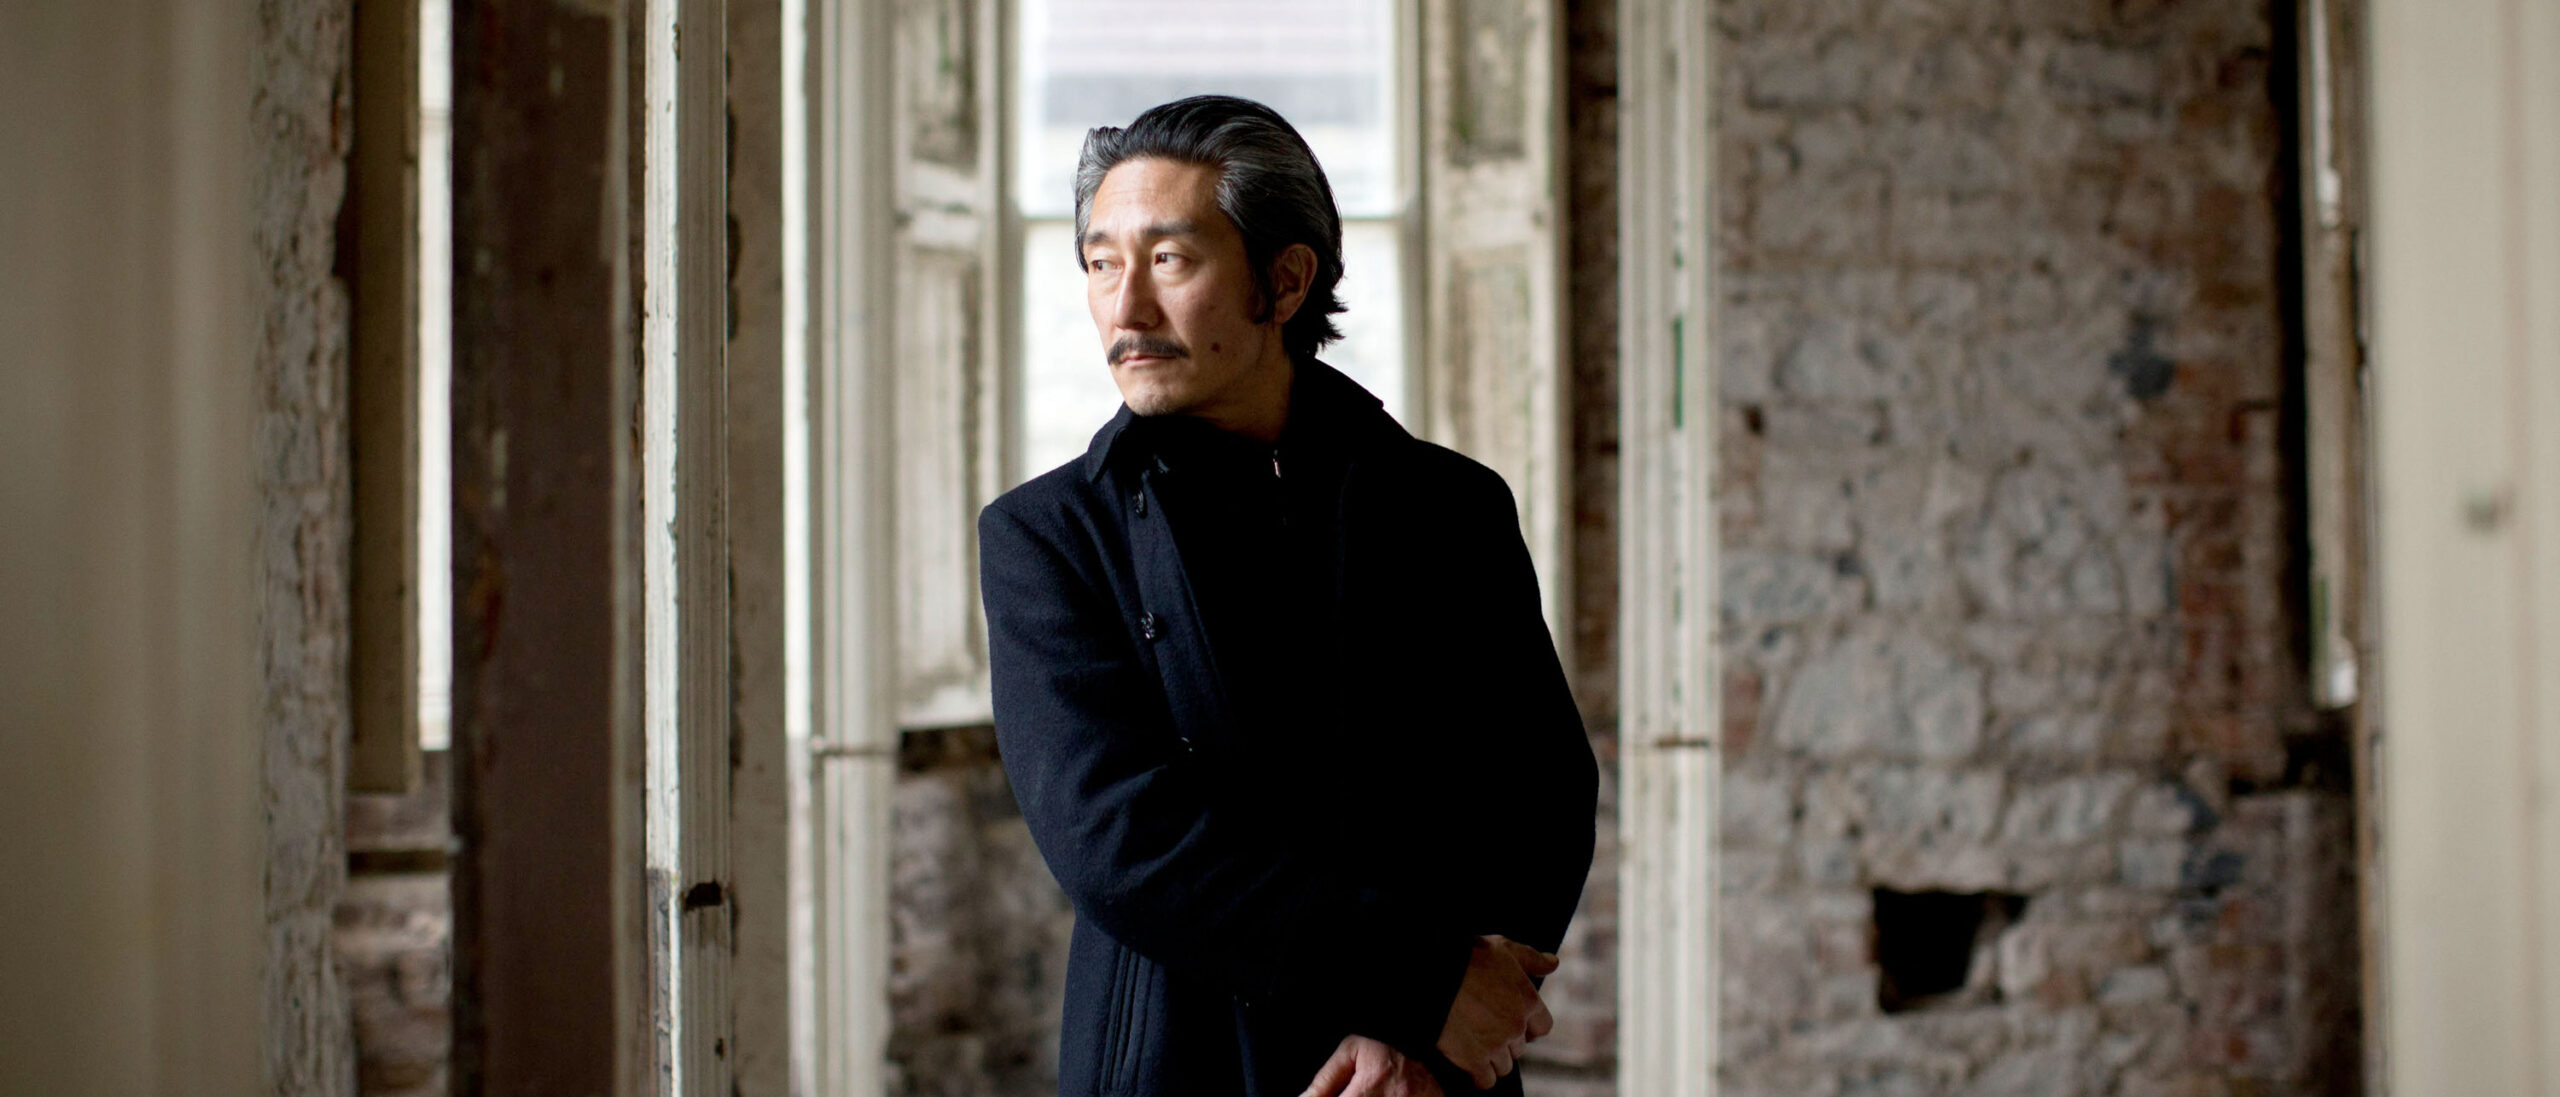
[
  {"xmin": 998, "ymin": 0, "xmax": 1429, "ymax": 488},
  {"xmin": 803, "ymin": 2, "xmax": 1581, "ymax": 1090},
  {"xmin": 348, "ymin": 0, "xmax": 424, "ymax": 793},
  {"xmin": 1615, "ymin": 2, "xmax": 1720, "ymax": 1092}
]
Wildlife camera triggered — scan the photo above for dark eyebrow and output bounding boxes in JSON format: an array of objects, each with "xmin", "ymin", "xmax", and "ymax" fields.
[{"xmin": 1081, "ymin": 220, "xmax": 1200, "ymax": 251}]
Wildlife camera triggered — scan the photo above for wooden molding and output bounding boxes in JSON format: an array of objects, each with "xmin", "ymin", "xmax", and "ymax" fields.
[
  {"xmin": 1418, "ymin": 0, "xmax": 1574, "ymax": 659},
  {"xmin": 2368, "ymin": 0, "xmax": 2560, "ymax": 1089},
  {"xmin": 348, "ymin": 0, "xmax": 424, "ymax": 795},
  {"xmin": 1615, "ymin": 0, "xmax": 1719, "ymax": 1091},
  {"xmin": 448, "ymin": 1, "xmax": 646, "ymax": 1090},
  {"xmin": 809, "ymin": 0, "xmax": 899, "ymax": 1090}
]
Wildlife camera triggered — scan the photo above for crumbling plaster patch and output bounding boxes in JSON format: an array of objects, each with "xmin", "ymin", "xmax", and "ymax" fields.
[{"xmin": 256, "ymin": 0, "xmax": 356, "ymax": 1091}]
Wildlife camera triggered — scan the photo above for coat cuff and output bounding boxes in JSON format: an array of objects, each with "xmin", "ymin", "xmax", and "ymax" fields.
[{"xmin": 1335, "ymin": 919, "xmax": 1474, "ymax": 1063}]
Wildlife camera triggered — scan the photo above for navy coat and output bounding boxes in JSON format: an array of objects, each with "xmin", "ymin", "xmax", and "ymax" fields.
[{"xmin": 979, "ymin": 361, "xmax": 1598, "ymax": 1097}]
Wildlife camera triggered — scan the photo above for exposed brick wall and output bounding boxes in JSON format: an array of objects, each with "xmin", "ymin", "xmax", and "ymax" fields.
[
  {"xmin": 340, "ymin": 755, "xmax": 455, "ymax": 1096},
  {"xmin": 1708, "ymin": 0, "xmax": 2357, "ymax": 1094},
  {"xmin": 338, "ymin": 872, "xmax": 453, "ymax": 1097},
  {"xmin": 256, "ymin": 0, "xmax": 357, "ymax": 1090},
  {"xmin": 886, "ymin": 728, "xmax": 1074, "ymax": 1097}
]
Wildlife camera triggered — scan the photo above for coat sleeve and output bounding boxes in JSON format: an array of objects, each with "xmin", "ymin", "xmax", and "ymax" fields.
[
  {"xmin": 978, "ymin": 497, "xmax": 1474, "ymax": 1057},
  {"xmin": 1440, "ymin": 468, "xmax": 1599, "ymax": 957}
]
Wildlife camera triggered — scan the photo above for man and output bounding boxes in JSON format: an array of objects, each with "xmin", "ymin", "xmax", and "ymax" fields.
[{"xmin": 979, "ymin": 95, "xmax": 1597, "ymax": 1097}]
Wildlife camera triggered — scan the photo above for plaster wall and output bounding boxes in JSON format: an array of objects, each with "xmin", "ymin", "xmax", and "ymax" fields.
[{"xmin": 256, "ymin": 0, "xmax": 359, "ymax": 1091}]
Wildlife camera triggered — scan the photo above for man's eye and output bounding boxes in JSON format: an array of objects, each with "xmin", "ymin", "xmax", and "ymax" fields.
[{"xmin": 1154, "ymin": 252, "xmax": 1185, "ymax": 268}]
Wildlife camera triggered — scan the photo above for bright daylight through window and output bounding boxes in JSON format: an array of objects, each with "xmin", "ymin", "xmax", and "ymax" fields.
[
  {"xmin": 1013, "ymin": 0, "xmax": 1410, "ymax": 479},
  {"xmin": 419, "ymin": 0, "xmax": 452, "ymax": 751}
]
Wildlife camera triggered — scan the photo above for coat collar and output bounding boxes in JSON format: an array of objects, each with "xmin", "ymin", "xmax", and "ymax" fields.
[{"xmin": 1079, "ymin": 357, "xmax": 1403, "ymax": 482}]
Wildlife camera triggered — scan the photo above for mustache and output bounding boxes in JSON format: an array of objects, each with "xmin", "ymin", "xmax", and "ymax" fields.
[{"xmin": 1108, "ymin": 335, "xmax": 1188, "ymax": 365}]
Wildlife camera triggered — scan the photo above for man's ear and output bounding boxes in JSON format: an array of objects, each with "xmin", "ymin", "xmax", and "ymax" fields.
[{"xmin": 1265, "ymin": 243, "xmax": 1318, "ymax": 327}]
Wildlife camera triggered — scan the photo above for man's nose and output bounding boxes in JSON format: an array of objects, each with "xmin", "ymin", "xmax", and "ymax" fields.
[{"xmin": 1110, "ymin": 268, "xmax": 1160, "ymax": 329}]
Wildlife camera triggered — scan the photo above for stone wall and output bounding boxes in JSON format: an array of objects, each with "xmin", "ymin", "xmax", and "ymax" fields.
[
  {"xmin": 256, "ymin": 0, "xmax": 357, "ymax": 1091},
  {"xmin": 1708, "ymin": 0, "xmax": 2358, "ymax": 1093},
  {"xmin": 256, "ymin": 4, "xmax": 452, "ymax": 1092},
  {"xmin": 886, "ymin": 728, "xmax": 1075, "ymax": 1097},
  {"xmin": 341, "ymin": 756, "xmax": 455, "ymax": 1096}
]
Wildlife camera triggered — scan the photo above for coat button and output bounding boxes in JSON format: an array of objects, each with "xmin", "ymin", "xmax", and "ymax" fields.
[
  {"xmin": 1139, "ymin": 612, "xmax": 1160, "ymax": 641},
  {"xmin": 1133, "ymin": 491, "xmax": 1147, "ymax": 517}
]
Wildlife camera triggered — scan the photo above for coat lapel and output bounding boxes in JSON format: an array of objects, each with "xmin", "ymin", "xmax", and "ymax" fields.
[{"xmin": 1124, "ymin": 459, "xmax": 1237, "ymax": 754}]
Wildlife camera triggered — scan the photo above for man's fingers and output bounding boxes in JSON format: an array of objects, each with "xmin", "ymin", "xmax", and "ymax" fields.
[
  {"xmin": 1505, "ymin": 942, "xmax": 1562, "ymax": 978},
  {"xmin": 1504, "ymin": 1034, "xmax": 1528, "ymax": 1064},
  {"xmin": 1397, "ymin": 1061, "xmax": 1449, "ymax": 1097},
  {"xmin": 1526, "ymin": 998, "xmax": 1556, "ymax": 1041},
  {"xmin": 1299, "ymin": 1045, "xmax": 1357, "ymax": 1097},
  {"xmin": 1488, "ymin": 1046, "xmax": 1516, "ymax": 1080},
  {"xmin": 1464, "ymin": 1060, "xmax": 1497, "ymax": 1090}
]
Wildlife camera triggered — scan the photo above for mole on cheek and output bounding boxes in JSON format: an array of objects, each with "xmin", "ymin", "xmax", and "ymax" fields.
[{"xmin": 1210, "ymin": 342, "xmax": 1221, "ymax": 353}]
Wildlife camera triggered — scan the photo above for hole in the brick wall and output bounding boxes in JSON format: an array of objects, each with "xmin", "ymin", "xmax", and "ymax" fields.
[
  {"xmin": 2107, "ymin": 315, "xmax": 2174, "ymax": 401},
  {"xmin": 2277, "ymin": 729, "xmax": 2354, "ymax": 794},
  {"xmin": 1873, "ymin": 888, "xmax": 2027, "ymax": 1013},
  {"xmin": 1741, "ymin": 404, "xmax": 1764, "ymax": 436},
  {"xmin": 2182, "ymin": 849, "xmax": 2246, "ymax": 895}
]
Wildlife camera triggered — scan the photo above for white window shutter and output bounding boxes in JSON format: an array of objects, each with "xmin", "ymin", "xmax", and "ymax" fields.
[
  {"xmin": 890, "ymin": 0, "xmax": 1003, "ymax": 728},
  {"xmin": 1419, "ymin": 0, "xmax": 1572, "ymax": 646}
]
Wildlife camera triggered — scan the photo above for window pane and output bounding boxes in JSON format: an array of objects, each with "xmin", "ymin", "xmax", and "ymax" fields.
[
  {"xmin": 1015, "ymin": 0, "xmax": 1397, "ymax": 217},
  {"xmin": 1016, "ymin": 217, "xmax": 1407, "ymax": 483},
  {"xmin": 420, "ymin": 0, "xmax": 452, "ymax": 751},
  {"xmin": 1328, "ymin": 219, "xmax": 1407, "ymax": 423},
  {"xmin": 1020, "ymin": 220, "xmax": 1120, "ymax": 479}
]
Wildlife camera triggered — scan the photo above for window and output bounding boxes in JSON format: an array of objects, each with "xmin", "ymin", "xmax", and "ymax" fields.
[
  {"xmin": 418, "ymin": 0, "xmax": 452, "ymax": 753},
  {"xmin": 804, "ymin": 2, "xmax": 1570, "ymax": 1087},
  {"xmin": 347, "ymin": 0, "xmax": 454, "ymax": 788},
  {"xmin": 837, "ymin": 0, "xmax": 1564, "ymax": 736},
  {"xmin": 1012, "ymin": 0, "xmax": 1413, "ymax": 478}
]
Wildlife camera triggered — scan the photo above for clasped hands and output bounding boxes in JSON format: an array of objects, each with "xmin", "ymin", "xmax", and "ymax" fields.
[{"xmin": 1298, "ymin": 935, "xmax": 1560, "ymax": 1097}]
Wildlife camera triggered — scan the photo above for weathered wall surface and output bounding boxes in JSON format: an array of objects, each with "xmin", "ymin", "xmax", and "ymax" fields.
[
  {"xmin": 886, "ymin": 728, "xmax": 1074, "ymax": 1097},
  {"xmin": 341, "ymin": 756, "xmax": 455, "ymax": 1096},
  {"xmin": 337, "ymin": 871, "xmax": 453, "ymax": 1096},
  {"xmin": 1709, "ymin": 0, "xmax": 2358, "ymax": 1093},
  {"xmin": 256, "ymin": 0, "xmax": 357, "ymax": 1090}
]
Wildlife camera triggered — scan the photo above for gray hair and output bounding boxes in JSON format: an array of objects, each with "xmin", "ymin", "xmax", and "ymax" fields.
[{"xmin": 1072, "ymin": 95, "xmax": 1347, "ymax": 361}]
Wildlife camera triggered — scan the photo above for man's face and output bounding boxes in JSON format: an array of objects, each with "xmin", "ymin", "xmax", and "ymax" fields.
[{"xmin": 1081, "ymin": 157, "xmax": 1292, "ymax": 424}]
